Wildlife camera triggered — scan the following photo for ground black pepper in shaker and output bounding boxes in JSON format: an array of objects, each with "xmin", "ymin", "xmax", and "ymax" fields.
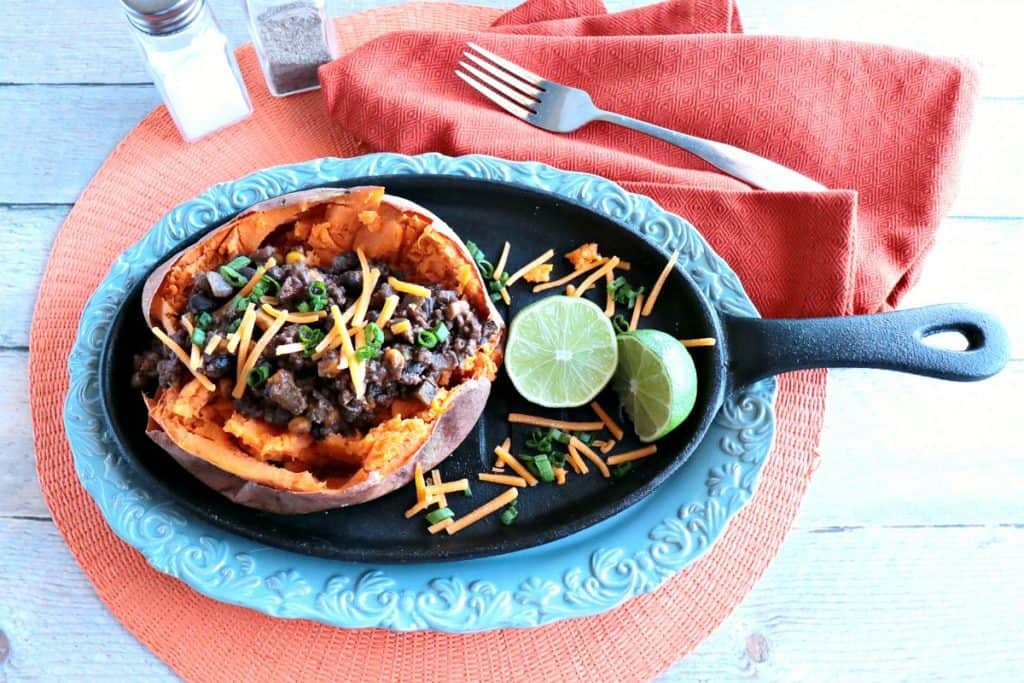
[{"xmin": 245, "ymin": 0, "xmax": 338, "ymax": 97}]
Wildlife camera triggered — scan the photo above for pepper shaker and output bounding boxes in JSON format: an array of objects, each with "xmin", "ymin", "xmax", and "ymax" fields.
[
  {"xmin": 121, "ymin": 0, "xmax": 253, "ymax": 142},
  {"xmin": 245, "ymin": 0, "xmax": 339, "ymax": 97}
]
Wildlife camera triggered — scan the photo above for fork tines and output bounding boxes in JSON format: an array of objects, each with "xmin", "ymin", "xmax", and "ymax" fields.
[{"xmin": 455, "ymin": 42, "xmax": 545, "ymax": 120}]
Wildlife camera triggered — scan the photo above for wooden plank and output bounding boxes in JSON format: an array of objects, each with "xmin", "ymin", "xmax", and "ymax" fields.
[
  {"xmin": 0, "ymin": 206, "xmax": 67, "ymax": 348},
  {"xmin": 659, "ymin": 525, "xmax": 1024, "ymax": 681},
  {"xmin": 0, "ymin": 351, "xmax": 45, "ymax": 519},
  {"xmin": 1, "ymin": 0, "xmax": 1019, "ymax": 98},
  {"xmin": 0, "ymin": 83, "xmax": 1020, "ymax": 211},
  {"xmin": 2, "ymin": 519, "xmax": 1020, "ymax": 680}
]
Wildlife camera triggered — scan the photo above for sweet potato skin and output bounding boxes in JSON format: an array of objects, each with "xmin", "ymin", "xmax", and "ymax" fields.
[{"xmin": 141, "ymin": 187, "xmax": 503, "ymax": 514}]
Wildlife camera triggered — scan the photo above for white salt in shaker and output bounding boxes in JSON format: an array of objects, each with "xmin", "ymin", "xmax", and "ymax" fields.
[
  {"xmin": 244, "ymin": 0, "xmax": 339, "ymax": 97},
  {"xmin": 122, "ymin": 0, "xmax": 253, "ymax": 142}
]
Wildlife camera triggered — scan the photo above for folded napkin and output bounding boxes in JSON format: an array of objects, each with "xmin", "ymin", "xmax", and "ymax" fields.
[{"xmin": 320, "ymin": 0, "xmax": 976, "ymax": 318}]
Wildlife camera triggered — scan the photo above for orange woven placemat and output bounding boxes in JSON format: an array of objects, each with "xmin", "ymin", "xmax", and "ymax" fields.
[{"xmin": 29, "ymin": 4, "xmax": 827, "ymax": 681}]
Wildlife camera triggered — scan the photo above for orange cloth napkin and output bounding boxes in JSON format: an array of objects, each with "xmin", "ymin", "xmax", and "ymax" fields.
[{"xmin": 321, "ymin": 0, "xmax": 977, "ymax": 317}]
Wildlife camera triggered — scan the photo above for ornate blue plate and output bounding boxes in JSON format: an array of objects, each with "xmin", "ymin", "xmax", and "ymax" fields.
[{"xmin": 65, "ymin": 153, "xmax": 775, "ymax": 632}]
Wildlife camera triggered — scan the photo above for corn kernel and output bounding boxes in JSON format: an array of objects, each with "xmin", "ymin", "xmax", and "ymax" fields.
[{"xmin": 285, "ymin": 251, "xmax": 305, "ymax": 264}]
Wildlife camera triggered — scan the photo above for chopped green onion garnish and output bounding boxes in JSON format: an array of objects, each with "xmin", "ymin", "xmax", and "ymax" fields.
[
  {"xmin": 354, "ymin": 345, "xmax": 380, "ymax": 360},
  {"xmin": 549, "ymin": 451, "xmax": 567, "ymax": 468},
  {"xmin": 612, "ymin": 462, "xmax": 634, "ymax": 478},
  {"xmin": 534, "ymin": 454, "xmax": 555, "ymax": 482},
  {"xmin": 431, "ymin": 323, "xmax": 450, "ymax": 343},
  {"xmin": 417, "ymin": 330, "xmax": 438, "ymax": 349},
  {"xmin": 489, "ymin": 291, "xmax": 503, "ymax": 302},
  {"xmin": 552, "ymin": 428, "xmax": 571, "ymax": 445},
  {"xmin": 227, "ymin": 319, "xmax": 241, "ymax": 333},
  {"xmin": 612, "ymin": 314, "xmax": 630, "ymax": 334},
  {"xmin": 463, "ymin": 484, "xmax": 472, "ymax": 497},
  {"xmin": 425, "ymin": 507, "xmax": 454, "ymax": 525},
  {"xmin": 260, "ymin": 274, "xmax": 280, "ymax": 293},
  {"xmin": 607, "ymin": 276, "xmax": 627, "ymax": 293},
  {"xmin": 297, "ymin": 301, "xmax": 311, "ymax": 313},
  {"xmin": 219, "ymin": 265, "xmax": 248, "ymax": 287},
  {"xmin": 234, "ymin": 296, "xmax": 250, "ymax": 311},
  {"xmin": 364, "ymin": 322, "xmax": 384, "ymax": 348},
  {"xmin": 251, "ymin": 282, "xmax": 267, "ymax": 299},
  {"xmin": 309, "ymin": 281, "xmax": 327, "ymax": 297},
  {"xmin": 499, "ymin": 505, "xmax": 518, "ymax": 526},
  {"xmin": 466, "ymin": 241, "xmax": 485, "ymax": 262},
  {"xmin": 190, "ymin": 328, "xmax": 206, "ymax": 347},
  {"xmin": 227, "ymin": 255, "xmax": 252, "ymax": 271},
  {"xmin": 479, "ymin": 260, "xmax": 494, "ymax": 278},
  {"xmin": 576, "ymin": 432, "xmax": 593, "ymax": 445},
  {"xmin": 297, "ymin": 325, "xmax": 317, "ymax": 343},
  {"xmin": 247, "ymin": 362, "xmax": 271, "ymax": 387},
  {"xmin": 195, "ymin": 312, "xmax": 213, "ymax": 329}
]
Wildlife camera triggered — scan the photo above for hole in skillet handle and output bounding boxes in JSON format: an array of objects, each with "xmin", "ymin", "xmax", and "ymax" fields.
[{"xmin": 722, "ymin": 303, "xmax": 1011, "ymax": 389}]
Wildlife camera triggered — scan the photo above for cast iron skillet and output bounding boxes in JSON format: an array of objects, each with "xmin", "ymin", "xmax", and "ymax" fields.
[{"xmin": 99, "ymin": 175, "xmax": 1010, "ymax": 562}]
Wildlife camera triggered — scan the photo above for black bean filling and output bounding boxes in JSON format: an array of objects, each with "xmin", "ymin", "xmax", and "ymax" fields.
[{"xmin": 133, "ymin": 248, "xmax": 496, "ymax": 438}]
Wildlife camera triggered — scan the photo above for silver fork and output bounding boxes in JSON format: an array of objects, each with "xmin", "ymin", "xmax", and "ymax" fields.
[{"xmin": 456, "ymin": 42, "xmax": 826, "ymax": 192}]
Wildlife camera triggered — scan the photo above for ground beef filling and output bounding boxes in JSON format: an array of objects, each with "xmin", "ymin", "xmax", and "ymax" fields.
[{"xmin": 133, "ymin": 249, "xmax": 496, "ymax": 438}]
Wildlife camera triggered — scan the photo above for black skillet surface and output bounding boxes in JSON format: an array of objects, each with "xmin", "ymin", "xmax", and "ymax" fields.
[
  {"xmin": 100, "ymin": 175, "xmax": 1010, "ymax": 562},
  {"xmin": 100, "ymin": 175, "xmax": 724, "ymax": 562}
]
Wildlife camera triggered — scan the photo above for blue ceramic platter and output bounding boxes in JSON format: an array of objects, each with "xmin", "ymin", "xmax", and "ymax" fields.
[{"xmin": 65, "ymin": 153, "xmax": 776, "ymax": 632}]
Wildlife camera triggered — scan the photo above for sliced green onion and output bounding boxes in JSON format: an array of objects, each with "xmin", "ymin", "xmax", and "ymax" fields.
[
  {"xmin": 607, "ymin": 275, "xmax": 627, "ymax": 293},
  {"xmin": 219, "ymin": 265, "xmax": 249, "ymax": 287},
  {"xmin": 549, "ymin": 450, "xmax": 567, "ymax": 468},
  {"xmin": 233, "ymin": 296, "xmax": 250, "ymax": 311},
  {"xmin": 612, "ymin": 314, "xmax": 630, "ymax": 334},
  {"xmin": 612, "ymin": 462, "xmax": 634, "ymax": 478},
  {"xmin": 247, "ymin": 363, "xmax": 271, "ymax": 387},
  {"xmin": 227, "ymin": 319, "xmax": 242, "ymax": 333},
  {"xmin": 260, "ymin": 274, "xmax": 280, "ymax": 293},
  {"xmin": 251, "ymin": 282, "xmax": 267, "ymax": 299},
  {"xmin": 308, "ymin": 280, "xmax": 327, "ymax": 298},
  {"xmin": 227, "ymin": 255, "xmax": 252, "ymax": 271},
  {"xmin": 489, "ymin": 291, "xmax": 503, "ymax": 302},
  {"xmin": 190, "ymin": 328, "xmax": 206, "ymax": 347},
  {"xmin": 354, "ymin": 345, "xmax": 380, "ymax": 361},
  {"xmin": 364, "ymin": 322, "xmax": 384, "ymax": 348},
  {"xmin": 465, "ymin": 241, "xmax": 485, "ymax": 262},
  {"xmin": 576, "ymin": 432, "xmax": 593, "ymax": 445},
  {"xmin": 551, "ymin": 428, "xmax": 571, "ymax": 445},
  {"xmin": 431, "ymin": 323, "xmax": 450, "ymax": 343},
  {"xmin": 417, "ymin": 330, "xmax": 438, "ymax": 349},
  {"xmin": 499, "ymin": 505, "xmax": 518, "ymax": 526},
  {"xmin": 297, "ymin": 325, "xmax": 318, "ymax": 343},
  {"xmin": 425, "ymin": 507, "xmax": 454, "ymax": 525},
  {"xmin": 297, "ymin": 301, "xmax": 311, "ymax": 313},
  {"xmin": 195, "ymin": 312, "xmax": 213, "ymax": 329},
  {"xmin": 478, "ymin": 260, "xmax": 495, "ymax": 278},
  {"xmin": 463, "ymin": 484, "xmax": 472, "ymax": 497},
  {"xmin": 534, "ymin": 454, "xmax": 555, "ymax": 482}
]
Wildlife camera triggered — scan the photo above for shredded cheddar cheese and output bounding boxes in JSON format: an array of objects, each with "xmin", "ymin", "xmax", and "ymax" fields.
[
  {"xmin": 642, "ymin": 249, "xmax": 679, "ymax": 316},
  {"xmin": 604, "ymin": 270, "xmax": 615, "ymax": 316},
  {"xmin": 590, "ymin": 401, "xmax": 624, "ymax": 441},
  {"xmin": 494, "ymin": 446, "xmax": 539, "ymax": 486},
  {"xmin": 234, "ymin": 303, "xmax": 258, "ymax": 387},
  {"xmin": 565, "ymin": 243, "xmax": 603, "ymax": 270},
  {"xmin": 493, "ymin": 241, "xmax": 510, "ymax": 279},
  {"xmin": 599, "ymin": 439, "xmax": 617, "ymax": 455},
  {"xmin": 180, "ymin": 316, "xmax": 194, "ymax": 335},
  {"xmin": 275, "ymin": 342, "xmax": 305, "ymax": 356},
  {"xmin": 233, "ymin": 314, "xmax": 286, "ymax": 399},
  {"xmin": 414, "ymin": 463, "xmax": 427, "ymax": 504},
  {"xmin": 681, "ymin": 337, "xmax": 717, "ymax": 348},
  {"xmin": 430, "ymin": 470, "xmax": 448, "ymax": 508},
  {"xmin": 606, "ymin": 445, "xmax": 659, "ymax": 466},
  {"xmin": 225, "ymin": 332, "xmax": 240, "ymax": 354},
  {"xmin": 616, "ymin": 261, "xmax": 632, "ymax": 271},
  {"xmin": 571, "ymin": 437, "xmax": 610, "ymax": 478},
  {"xmin": 565, "ymin": 284, "xmax": 577, "ymax": 296},
  {"xmin": 570, "ymin": 256, "xmax": 620, "ymax": 298},
  {"xmin": 351, "ymin": 268, "xmax": 380, "ymax": 327},
  {"xmin": 425, "ymin": 479, "xmax": 471, "ymax": 496},
  {"xmin": 554, "ymin": 467, "xmax": 567, "ymax": 485},
  {"xmin": 261, "ymin": 304, "xmax": 327, "ymax": 324},
  {"xmin": 446, "ymin": 487, "xmax": 518, "ymax": 535},
  {"xmin": 188, "ymin": 342, "xmax": 202, "ymax": 370},
  {"xmin": 390, "ymin": 320, "xmax": 412, "ymax": 335},
  {"xmin": 478, "ymin": 473, "xmax": 529, "ymax": 488},
  {"xmin": 506, "ymin": 249, "xmax": 555, "ymax": 287},
  {"xmin": 375, "ymin": 295, "xmax": 400, "ymax": 327},
  {"xmin": 387, "ymin": 275, "xmax": 431, "ymax": 298},
  {"xmin": 508, "ymin": 413, "xmax": 605, "ymax": 431},
  {"xmin": 522, "ymin": 262, "xmax": 553, "ymax": 283},
  {"xmin": 499, "ymin": 287, "xmax": 511, "ymax": 305},
  {"xmin": 566, "ymin": 443, "xmax": 589, "ymax": 475},
  {"xmin": 532, "ymin": 259, "xmax": 604, "ymax": 293},
  {"xmin": 428, "ymin": 518, "xmax": 454, "ymax": 535},
  {"xmin": 628, "ymin": 293, "xmax": 644, "ymax": 331},
  {"xmin": 203, "ymin": 333, "xmax": 222, "ymax": 355},
  {"xmin": 404, "ymin": 497, "xmax": 435, "ymax": 518},
  {"xmin": 149, "ymin": 327, "xmax": 215, "ymax": 391}
]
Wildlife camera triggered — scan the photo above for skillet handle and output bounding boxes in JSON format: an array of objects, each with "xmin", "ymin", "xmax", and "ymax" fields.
[{"xmin": 723, "ymin": 304, "xmax": 1010, "ymax": 389}]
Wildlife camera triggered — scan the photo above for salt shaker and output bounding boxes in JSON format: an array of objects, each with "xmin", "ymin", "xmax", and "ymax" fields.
[
  {"xmin": 122, "ymin": 0, "xmax": 253, "ymax": 142},
  {"xmin": 245, "ymin": 0, "xmax": 339, "ymax": 97}
]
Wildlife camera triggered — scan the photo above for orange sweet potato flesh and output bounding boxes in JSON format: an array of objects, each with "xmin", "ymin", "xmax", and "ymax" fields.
[{"xmin": 141, "ymin": 187, "xmax": 504, "ymax": 514}]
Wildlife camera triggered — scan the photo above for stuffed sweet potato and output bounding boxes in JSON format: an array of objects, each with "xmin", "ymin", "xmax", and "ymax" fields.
[{"xmin": 132, "ymin": 187, "xmax": 504, "ymax": 513}]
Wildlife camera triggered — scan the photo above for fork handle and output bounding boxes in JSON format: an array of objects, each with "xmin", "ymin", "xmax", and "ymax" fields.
[{"xmin": 595, "ymin": 111, "xmax": 827, "ymax": 192}]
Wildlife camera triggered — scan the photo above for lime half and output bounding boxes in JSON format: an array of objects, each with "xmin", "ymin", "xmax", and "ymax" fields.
[
  {"xmin": 613, "ymin": 329, "xmax": 698, "ymax": 442},
  {"xmin": 505, "ymin": 296, "xmax": 618, "ymax": 407}
]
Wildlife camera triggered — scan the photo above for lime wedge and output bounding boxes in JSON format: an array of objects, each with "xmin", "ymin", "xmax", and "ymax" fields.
[
  {"xmin": 613, "ymin": 329, "xmax": 698, "ymax": 442},
  {"xmin": 505, "ymin": 296, "xmax": 618, "ymax": 407}
]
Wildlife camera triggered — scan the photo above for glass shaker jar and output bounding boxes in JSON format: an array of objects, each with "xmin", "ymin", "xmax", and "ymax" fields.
[
  {"xmin": 244, "ymin": 0, "xmax": 339, "ymax": 97},
  {"xmin": 122, "ymin": 0, "xmax": 253, "ymax": 142}
]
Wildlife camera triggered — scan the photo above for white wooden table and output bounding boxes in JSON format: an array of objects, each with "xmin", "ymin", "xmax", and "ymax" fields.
[{"xmin": 1, "ymin": 1, "xmax": 1021, "ymax": 680}]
